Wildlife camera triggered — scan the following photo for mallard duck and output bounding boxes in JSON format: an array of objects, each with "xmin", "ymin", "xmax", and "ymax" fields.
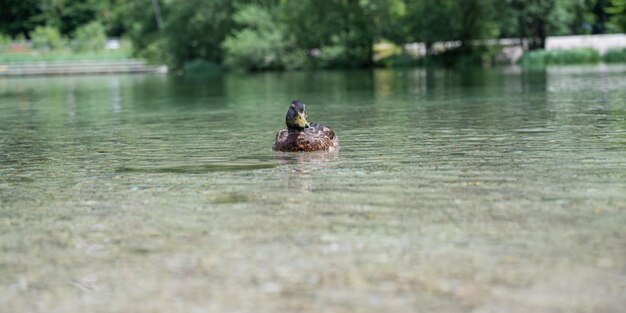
[{"xmin": 272, "ymin": 100, "xmax": 339, "ymax": 152}]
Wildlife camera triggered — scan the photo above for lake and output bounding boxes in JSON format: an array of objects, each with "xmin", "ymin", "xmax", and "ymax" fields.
[{"xmin": 1, "ymin": 66, "xmax": 625, "ymax": 312}]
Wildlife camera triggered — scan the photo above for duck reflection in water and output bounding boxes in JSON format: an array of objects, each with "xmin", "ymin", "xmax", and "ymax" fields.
[{"xmin": 274, "ymin": 150, "xmax": 339, "ymax": 191}]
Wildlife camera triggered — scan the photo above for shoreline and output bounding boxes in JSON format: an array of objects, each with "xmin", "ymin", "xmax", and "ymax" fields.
[{"xmin": 0, "ymin": 59, "xmax": 167, "ymax": 76}]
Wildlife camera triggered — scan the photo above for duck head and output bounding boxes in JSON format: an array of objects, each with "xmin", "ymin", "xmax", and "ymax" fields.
[{"xmin": 286, "ymin": 99, "xmax": 310, "ymax": 133}]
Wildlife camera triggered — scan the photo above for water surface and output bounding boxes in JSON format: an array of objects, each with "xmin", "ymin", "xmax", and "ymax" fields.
[{"xmin": 1, "ymin": 66, "xmax": 625, "ymax": 312}]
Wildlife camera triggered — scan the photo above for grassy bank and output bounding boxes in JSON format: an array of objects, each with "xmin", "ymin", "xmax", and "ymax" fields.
[
  {"xmin": 375, "ymin": 45, "xmax": 626, "ymax": 69},
  {"xmin": 603, "ymin": 48, "xmax": 626, "ymax": 63},
  {"xmin": 520, "ymin": 47, "xmax": 626, "ymax": 67},
  {"xmin": 0, "ymin": 50, "xmax": 133, "ymax": 64},
  {"xmin": 519, "ymin": 48, "xmax": 601, "ymax": 67}
]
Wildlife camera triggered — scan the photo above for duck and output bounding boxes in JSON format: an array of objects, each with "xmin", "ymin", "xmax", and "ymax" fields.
[{"xmin": 273, "ymin": 100, "xmax": 339, "ymax": 152}]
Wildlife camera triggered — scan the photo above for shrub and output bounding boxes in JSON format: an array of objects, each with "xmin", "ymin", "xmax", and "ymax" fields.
[
  {"xmin": 519, "ymin": 50, "xmax": 550, "ymax": 67},
  {"xmin": 30, "ymin": 26, "xmax": 64, "ymax": 50},
  {"xmin": 0, "ymin": 33, "xmax": 11, "ymax": 45},
  {"xmin": 603, "ymin": 48, "xmax": 626, "ymax": 63},
  {"xmin": 137, "ymin": 38, "xmax": 168, "ymax": 65},
  {"xmin": 520, "ymin": 48, "xmax": 600, "ymax": 67},
  {"xmin": 74, "ymin": 21, "xmax": 106, "ymax": 52},
  {"xmin": 281, "ymin": 49, "xmax": 309, "ymax": 70},
  {"xmin": 0, "ymin": 33, "xmax": 11, "ymax": 51},
  {"xmin": 315, "ymin": 44, "xmax": 347, "ymax": 68}
]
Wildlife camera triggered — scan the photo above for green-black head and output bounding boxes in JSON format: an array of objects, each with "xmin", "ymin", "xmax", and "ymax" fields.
[{"xmin": 286, "ymin": 99, "xmax": 310, "ymax": 132}]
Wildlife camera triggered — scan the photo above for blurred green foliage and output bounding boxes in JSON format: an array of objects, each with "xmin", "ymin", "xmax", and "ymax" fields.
[
  {"xmin": 519, "ymin": 48, "xmax": 601, "ymax": 66},
  {"xmin": 0, "ymin": 0, "xmax": 625, "ymax": 71},
  {"xmin": 603, "ymin": 47, "xmax": 626, "ymax": 62},
  {"xmin": 29, "ymin": 26, "xmax": 64, "ymax": 50},
  {"xmin": 0, "ymin": 0, "xmax": 43, "ymax": 37},
  {"xmin": 222, "ymin": 5, "xmax": 305, "ymax": 71},
  {"xmin": 74, "ymin": 21, "xmax": 106, "ymax": 52},
  {"xmin": 606, "ymin": 0, "xmax": 626, "ymax": 31},
  {"xmin": 0, "ymin": 33, "xmax": 11, "ymax": 52},
  {"xmin": 0, "ymin": 51, "xmax": 131, "ymax": 63},
  {"xmin": 161, "ymin": 0, "xmax": 236, "ymax": 67}
]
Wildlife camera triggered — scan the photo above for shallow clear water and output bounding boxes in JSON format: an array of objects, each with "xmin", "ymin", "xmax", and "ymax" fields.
[{"xmin": 1, "ymin": 66, "xmax": 625, "ymax": 312}]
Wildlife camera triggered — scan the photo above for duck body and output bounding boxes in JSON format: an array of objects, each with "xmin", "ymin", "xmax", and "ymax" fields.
[
  {"xmin": 273, "ymin": 123, "xmax": 339, "ymax": 152},
  {"xmin": 272, "ymin": 99, "xmax": 339, "ymax": 152}
]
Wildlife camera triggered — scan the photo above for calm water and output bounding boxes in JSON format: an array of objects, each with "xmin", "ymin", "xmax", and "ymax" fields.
[{"xmin": 1, "ymin": 66, "xmax": 625, "ymax": 312}]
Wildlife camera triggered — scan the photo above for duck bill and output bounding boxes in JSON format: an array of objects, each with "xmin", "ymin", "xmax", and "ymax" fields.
[{"xmin": 294, "ymin": 112, "xmax": 310, "ymax": 128}]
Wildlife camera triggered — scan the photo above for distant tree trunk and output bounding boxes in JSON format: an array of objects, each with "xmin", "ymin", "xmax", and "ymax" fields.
[
  {"xmin": 459, "ymin": 0, "xmax": 478, "ymax": 53},
  {"xmin": 592, "ymin": 0, "xmax": 609, "ymax": 34},
  {"xmin": 425, "ymin": 42, "xmax": 433, "ymax": 56},
  {"xmin": 529, "ymin": 20, "xmax": 546, "ymax": 50},
  {"xmin": 365, "ymin": 37, "xmax": 374, "ymax": 67},
  {"xmin": 151, "ymin": 0, "xmax": 163, "ymax": 30}
]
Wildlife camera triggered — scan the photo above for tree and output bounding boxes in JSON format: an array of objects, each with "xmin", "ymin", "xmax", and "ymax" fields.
[
  {"xmin": 38, "ymin": 0, "xmax": 109, "ymax": 35},
  {"xmin": 222, "ymin": 4, "xmax": 305, "ymax": 70},
  {"xmin": 506, "ymin": 0, "xmax": 596, "ymax": 50},
  {"xmin": 606, "ymin": 0, "xmax": 626, "ymax": 32},
  {"xmin": 403, "ymin": 0, "xmax": 502, "ymax": 56},
  {"xmin": 0, "ymin": 0, "xmax": 132, "ymax": 38},
  {"xmin": 404, "ymin": 0, "xmax": 462, "ymax": 54},
  {"xmin": 162, "ymin": 0, "xmax": 239, "ymax": 66},
  {"xmin": 0, "ymin": 0, "xmax": 44, "ymax": 37},
  {"xmin": 111, "ymin": 0, "xmax": 168, "ymax": 63},
  {"xmin": 279, "ymin": 0, "xmax": 406, "ymax": 67}
]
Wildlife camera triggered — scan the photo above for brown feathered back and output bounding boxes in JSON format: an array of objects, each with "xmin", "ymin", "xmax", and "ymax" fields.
[{"xmin": 273, "ymin": 123, "xmax": 339, "ymax": 152}]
